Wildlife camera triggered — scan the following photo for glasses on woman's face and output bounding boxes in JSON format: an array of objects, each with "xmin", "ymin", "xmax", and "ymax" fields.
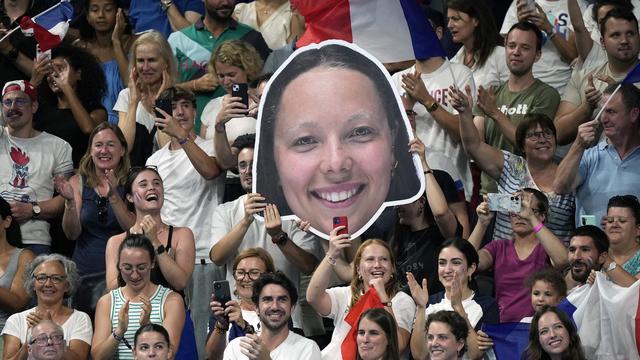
[
  {"xmin": 119, "ymin": 263, "xmax": 151, "ymax": 275},
  {"xmin": 525, "ymin": 128, "xmax": 554, "ymax": 141},
  {"xmin": 34, "ymin": 274, "xmax": 67, "ymax": 284},
  {"xmin": 30, "ymin": 333, "xmax": 65, "ymax": 346},
  {"xmin": 233, "ymin": 269, "xmax": 262, "ymax": 281}
]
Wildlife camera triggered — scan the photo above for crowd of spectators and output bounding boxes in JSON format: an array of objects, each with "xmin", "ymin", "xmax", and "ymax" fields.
[{"xmin": 0, "ymin": 0, "xmax": 639, "ymax": 359}]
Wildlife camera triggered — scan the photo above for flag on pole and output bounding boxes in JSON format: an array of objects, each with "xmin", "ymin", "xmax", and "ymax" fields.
[
  {"xmin": 18, "ymin": 0, "xmax": 73, "ymax": 51},
  {"xmin": 291, "ymin": 0, "xmax": 446, "ymax": 63},
  {"xmin": 340, "ymin": 288, "xmax": 384, "ymax": 359}
]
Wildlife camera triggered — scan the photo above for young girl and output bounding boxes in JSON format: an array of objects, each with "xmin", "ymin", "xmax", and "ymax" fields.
[{"xmin": 522, "ymin": 268, "xmax": 567, "ymax": 322}]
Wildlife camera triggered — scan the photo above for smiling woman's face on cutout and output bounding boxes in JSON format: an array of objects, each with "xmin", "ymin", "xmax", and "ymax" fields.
[{"xmin": 273, "ymin": 66, "xmax": 395, "ymax": 235}]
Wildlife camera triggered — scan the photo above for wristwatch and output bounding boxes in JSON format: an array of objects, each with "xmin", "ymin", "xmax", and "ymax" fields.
[
  {"xmin": 425, "ymin": 101, "xmax": 439, "ymax": 113},
  {"xmin": 605, "ymin": 262, "xmax": 618, "ymax": 273},
  {"xmin": 242, "ymin": 323, "xmax": 256, "ymax": 334},
  {"xmin": 31, "ymin": 202, "xmax": 41, "ymax": 219},
  {"xmin": 156, "ymin": 244, "xmax": 166, "ymax": 255},
  {"xmin": 271, "ymin": 231, "xmax": 288, "ymax": 246}
]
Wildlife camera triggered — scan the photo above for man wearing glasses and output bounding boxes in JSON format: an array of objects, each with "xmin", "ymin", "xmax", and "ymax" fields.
[
  {"xmin": 555, "ymin": 83, "xmax": 640, "ymax": 228},
  {"xmin": 27, "ymin": 320, "xmax": 65, "ymax": 360},
  {"xmin": 0, "ymin": 80, "xmax": 72, "ymax": 255},
  {"xmin": 210, "ymin": 134, "xmax": 322, "ymax": 334}
]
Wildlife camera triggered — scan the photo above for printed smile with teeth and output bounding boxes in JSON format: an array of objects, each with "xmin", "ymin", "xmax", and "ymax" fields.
[{"xmin": 317, "ymin": 188, "xmax": 359, "ymax": 203}]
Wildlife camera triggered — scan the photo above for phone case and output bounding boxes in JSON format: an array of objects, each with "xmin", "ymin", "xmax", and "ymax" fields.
[{"xmin": 487, "ymin": 193, "xmax": 521, "ymax": 213}]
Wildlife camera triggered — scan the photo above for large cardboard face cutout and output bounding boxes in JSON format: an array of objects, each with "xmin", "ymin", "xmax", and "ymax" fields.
[{"xmin": 254, "ymin": 40, "xmax": 424, "ymax": 239}]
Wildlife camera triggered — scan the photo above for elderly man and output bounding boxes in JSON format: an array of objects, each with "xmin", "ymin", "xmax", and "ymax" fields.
[{"xmin": 27, "ymin": 320, "xmax": 65, "ymax": 360}]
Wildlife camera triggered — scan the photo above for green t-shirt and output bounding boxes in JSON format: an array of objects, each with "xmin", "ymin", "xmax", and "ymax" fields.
[{"xmin": 473, "ymin": 79, "xmax": 560, "ymax": 194}]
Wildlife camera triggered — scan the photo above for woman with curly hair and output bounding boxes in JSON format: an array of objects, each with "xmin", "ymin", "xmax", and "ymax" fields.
[
  {"xmin": 31, "ymin": 44, "xmax": 108, "ymax": 167},
  {"xmin": 75, "ymin": 0, "xmax": 137, "ymax": 124},
  {"xmin": 1, "ymin": 254, "xmax": 92, "ymax": 360},
  {"xmin": 307, "ymin": 235, "xmax": 416, "ymax": 359},
  {"xmin": 525, "ymin": 305, "xmax": 586, "ymax": 360}
]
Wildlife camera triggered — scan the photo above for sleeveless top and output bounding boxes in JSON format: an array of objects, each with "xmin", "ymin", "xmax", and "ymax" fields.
[
  {"xmin": 109, "ymin": 285, "xmax": 171, "ymax": 359},
  {"xmin": 72, "ymin": 178, "xmax": 125, "ymax": 276},
  {"xmin": 149, "ymin": 226, "xmax": 183, "ymax": 293},
  {"xmin": 101, "ymin": 58, "xmax": 125, "ymax": 124},
  {"xmin": 0, "ymin": 248, "xmax": 23, "ymax": 331}
]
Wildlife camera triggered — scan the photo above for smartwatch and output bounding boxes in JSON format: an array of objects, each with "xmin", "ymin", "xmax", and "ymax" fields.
[
  {"xmin": 156, "ymin": 244, "xmax": 166, "ymax": 255},
  {"xmin": 425, "ymin": 101, "xmax": 439, "ymax": 113},
  {"xmin": 271, "ymin": 232, "xmax": 288, "ymax": 246}
]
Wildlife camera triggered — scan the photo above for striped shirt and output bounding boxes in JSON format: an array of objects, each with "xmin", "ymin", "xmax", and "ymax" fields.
[
  {"xmin": 493, "ymin": 151, "xmax": 575, "ymax": 245},
  {"xmin": 110, "ymin": 286, "xmax": 171, "ymax": 359}
]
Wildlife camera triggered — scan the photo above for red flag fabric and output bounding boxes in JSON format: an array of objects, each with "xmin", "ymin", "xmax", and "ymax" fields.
[
  {"xmin": 340, "ymin": 288, "xmax": 384, "ymax": 359},
  {"xmin": 19, "ymin": 16, "xmax": 62, "ymax": 52}
]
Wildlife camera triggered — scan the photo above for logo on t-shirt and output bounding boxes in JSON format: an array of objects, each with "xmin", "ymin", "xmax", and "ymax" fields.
[
  {"xmin": 0, "ymin": 146, "xmax": 35, "ymax": 203},
  {"xmin": 499, "ymin": 104, "xmax": 529, "ymax": 115}
]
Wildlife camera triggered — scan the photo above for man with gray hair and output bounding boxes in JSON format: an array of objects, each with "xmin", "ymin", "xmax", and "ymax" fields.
[{"xmin": 27, "ymin": 320, "xmax": 65, "ymax": 360}]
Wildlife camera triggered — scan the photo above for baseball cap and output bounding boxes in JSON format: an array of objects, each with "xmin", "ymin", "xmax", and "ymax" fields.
[{"xmin": 2, "ymin": 80, "xmax": 37, "ymax": 102}]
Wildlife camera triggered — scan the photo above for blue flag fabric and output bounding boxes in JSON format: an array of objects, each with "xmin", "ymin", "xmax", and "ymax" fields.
[
  {"xmin": 482, "ymin": 322, "xmax": 530, "ymax": 360},
  {"xmin": 623, "ymin": 62, "xmax": 640, "ymax": 84},
  {"xmin": 398, "ymin": 0, "xmax": 447, "ymax": 60}
]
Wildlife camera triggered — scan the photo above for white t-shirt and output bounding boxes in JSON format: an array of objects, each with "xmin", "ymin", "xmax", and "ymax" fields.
[
  {"xmin": 322, "ymin": 286, "xmax": 416, "ymax": 360},
  {"xmin": 451, "ymin": 46, "xmax": 509, "ymax": 89},
  {"xmin": 391, "ymin": 62, "xmax": 475, "ymax": 201},
  {"xmin": 113, "ymin": 88, "xmax": 156, "ymax": 132},
  {"xmin": 234, "ymin": 1, "xmax": 293, "ymax": 50},
  {"xmin": 0, "ymin": 129, "xmax": 73, "ymax": 245},
  {"xmin": 146, "ymin": 137, "xmax": 224, "ymax": 261},
  {"xmin": 223, "ymin": 330, "xmax": 321, "ymax": 360},
  {"xmin": 1, "ymin": 307, "xmax": 93, "ymax": 345},
  {"xmin": 211, "ymin": 194, "xmax": 324, "ymax": 327},
  {"xmin": 200, "ymin": 97, "xmax": 257, "ymax": 142},
  {"xmin": 500, "ymin": 0, "xmax": 574, "ymax": 95}
]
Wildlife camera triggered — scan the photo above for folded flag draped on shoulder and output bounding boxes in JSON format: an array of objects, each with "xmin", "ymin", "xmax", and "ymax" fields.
[
  {"xmin": 18, "ymin": 0, "xmax": 73, "ymax": 52},
  {"xmin": 291, "ymin": 0, "xmax": 446, "ymax": 63},
  {"xmin": 560, "ymin": 272, "xmax": 640, "ymax": 360},
  {"xmin": 340, "ymin": 288, "xmax": 384, "ymax": 360}
]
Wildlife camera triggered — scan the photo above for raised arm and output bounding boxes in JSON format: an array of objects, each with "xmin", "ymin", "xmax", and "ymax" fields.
[
  {"xmin": 402, "ymin": 70, "xmax": 462, "ymax": 143},
  {"xmin": 407, "ymin": 272, "xmax": 429, "ymax": 360},
  {"xmin": 212, "ymin": 95, "xmax": 249, "ymax": 169},
  {"xmin": 468, "ymin": 201, "xmax": 495, "ymax": 271},
  {"xmin": 476, "ymin": 84, "xmax": 518, "ymax": 147},
  {"xmin": 264, "ymin": 204, "xmax": 319, "ymax": 274},
  {"xmin": 210, "ymin": 193, "xmax": 266, "ymax": 265},
  {"xmin": 118, "ymin": 69, "xmax": 141, "ymax": 152},
  {"xmin": 568, "ymin": 0, "xmax": 593, "ymax": 62},
  {"xmin": 553, "ymin": 119, "xmax": 597, "ymax": 193},
  {"xmin": 519, "ymin": 192, "xmax": 568, "ymax": 268},
  {"xmin": 554, "ymin": 75, "xmax": 601, "ymax": 145},
  {"xmin": 525, "ymin": 3, "xmax": 577, "ymax": 63},
  {"xmin": 410, "ymin": 137, "xmax": 458, "ymax": 238},
  {"xmin": 307, "ymin": 227, "xmax": 351, "ymax": 316},
  {"xmin": 56, "ymin": 175, "xmax": 83, "ymax": 241},
  {"xmin": 450, "ymin": 85, "xmax": 504, "ymax": 180}
]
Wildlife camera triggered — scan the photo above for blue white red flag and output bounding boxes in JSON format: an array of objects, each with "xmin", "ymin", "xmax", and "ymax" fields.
[
  {"xmin": 291, "ymin": 0, "xmax": 446, "ymax": 63},
  {"xmin": 19, "ymin": 0, "xmax": 73, "ymax": 51}
]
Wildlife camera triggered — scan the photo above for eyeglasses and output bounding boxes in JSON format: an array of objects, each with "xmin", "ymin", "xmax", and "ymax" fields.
[
  {"xmin": 119, "ymin": 263, "xmax": 151, "ymax": 275},
  {"xmin": 233, "ymin": 269, "xmax": 262, "ymax": 281},
  {"xmin": 95, "ymin": 196, "xmax": 109, "ymax": 223},
  {"xmin": 29, "ymin": 333, "xmax": 64, "ymax": 346},
  {"xmin": 525, "ymin": 129, "xmax": 554, "ymax": 140},
  {"xmin": 34, "ymin": 274, "xmax": 67, "ymax": 284},
  {"xmin": 2, "ymin": 98, "xmax": 30, "ymax": 108}
]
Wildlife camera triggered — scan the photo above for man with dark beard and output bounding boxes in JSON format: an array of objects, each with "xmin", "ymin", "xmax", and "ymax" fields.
[
  {"xmin": 565, "ymin": 225, "xmax": 609, "ymax": 291},
  {"xmin": 223, "ymin": 272, "xmax": 321, "ymax": 359},
  {"xmin": 168, "ymin": 0, "xmax": 270, "ymax": 133},
  {"xmin": 472, "ymin": 21, "xmax": 560, "ymax": 194}
]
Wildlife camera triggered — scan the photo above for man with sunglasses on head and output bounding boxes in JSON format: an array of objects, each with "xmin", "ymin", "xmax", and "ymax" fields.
[
  {"xmin": 27, "ymin": 320, "xmax": 65, "ymax": 360},
  {"xmin": 0, "ymin": 80, "xmax": 72, "ymax": 255},
  {"xmin": 555, "ymin": 83, "xmax": 640, "ymax": 229}
]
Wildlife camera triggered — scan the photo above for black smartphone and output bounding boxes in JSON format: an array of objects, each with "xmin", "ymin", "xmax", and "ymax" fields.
[
  {"xmin": 231, "ymin": 83, "xmax": 249, "ymax": 107},
  {"xmin": 154, "ymin": 96, "xmax": 172, "ymax": 120},
  {"xmin": 213, "ymin": 280, "xmax": 231, "ymax": 307}
]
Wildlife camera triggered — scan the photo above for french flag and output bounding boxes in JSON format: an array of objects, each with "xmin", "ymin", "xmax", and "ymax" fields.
[
  {"xmin": 19, "ymin": 0, "xmax": 73, "ymax": 52},
  {"xmin": 291, "ymin": 0, "xmax": 446, "ymax": 63},
  {"xmin": 484, "ymin": 272, "xmax": 640, "ymax": 359}
]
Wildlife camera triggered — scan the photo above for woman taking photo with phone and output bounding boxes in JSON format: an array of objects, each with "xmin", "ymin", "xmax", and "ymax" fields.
[
  {"xmin": 451, "ymin": 85, "xmax": 575, "ymax": 244},
  {"xmin": 205, "ymin": 248, "xmax": 275, "ymax": 360},
  {"xmin": 92, "ymin": 234, "xmax": 185, "ymax": 360}
]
